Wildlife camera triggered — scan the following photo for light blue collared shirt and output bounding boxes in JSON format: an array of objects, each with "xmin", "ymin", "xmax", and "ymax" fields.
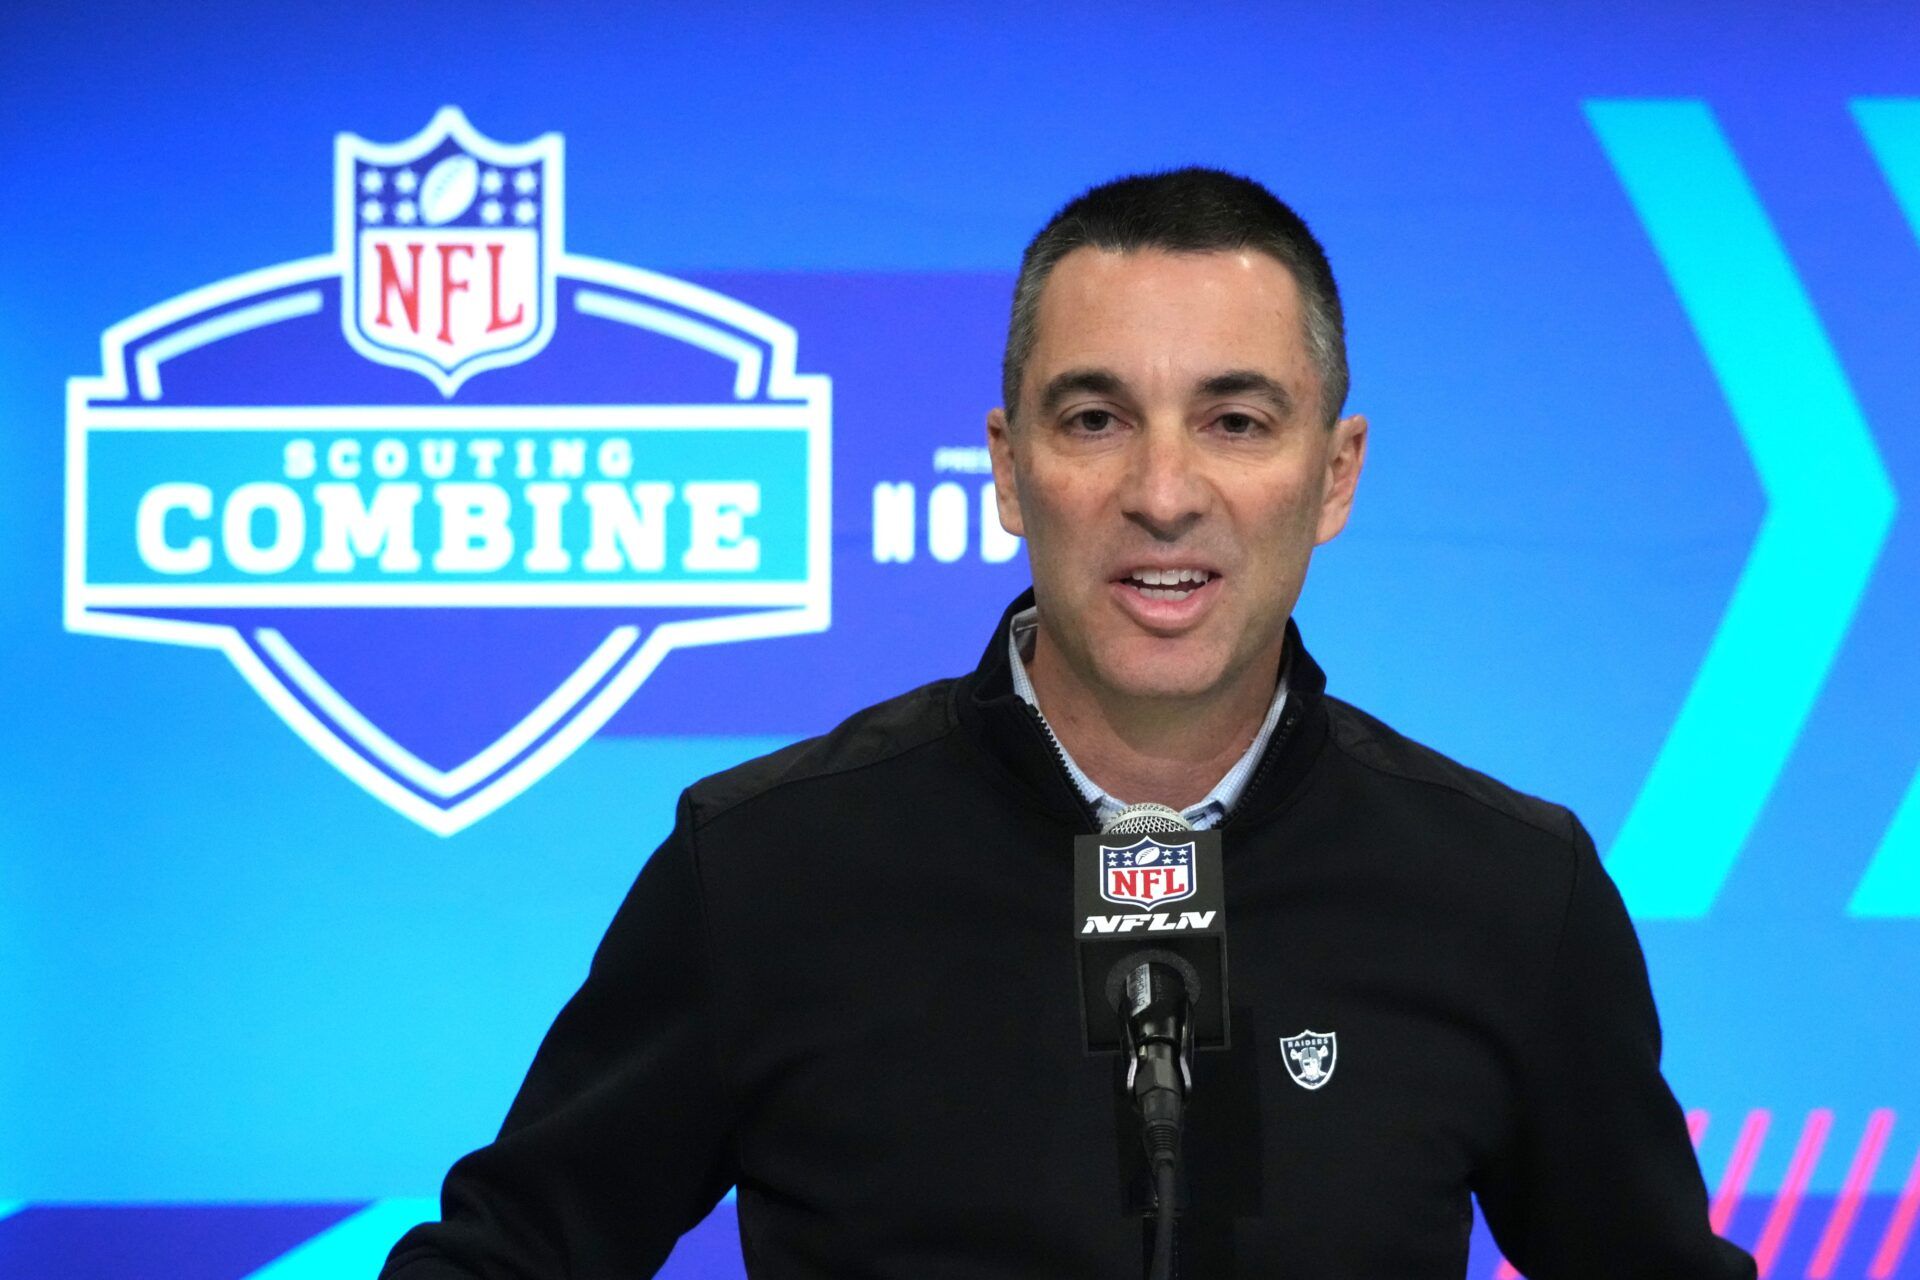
[{"xmin": 1007, "ymin": 607, "xmax": 1290, "ymax": 831}]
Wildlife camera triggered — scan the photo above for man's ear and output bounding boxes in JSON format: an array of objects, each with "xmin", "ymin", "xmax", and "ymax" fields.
[
  {"xmin": 986, "ymin": 406, "xmax": 1025, "ymax": 538},
  {"xmin": 1314, "ymin": 413, "xmax": 1368, "ymax": 545}
]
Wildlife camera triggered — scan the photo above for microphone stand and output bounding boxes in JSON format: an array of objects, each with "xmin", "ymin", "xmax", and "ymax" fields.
[{"xmin": 1116, "ymin": 957, "xmax": 1194, "ymax": 1280}]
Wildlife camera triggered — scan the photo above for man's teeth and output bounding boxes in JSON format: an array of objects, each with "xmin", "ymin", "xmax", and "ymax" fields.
[{"xmin": 1125, "ymin": 568, "xmax": 1212, "ymax": 600}]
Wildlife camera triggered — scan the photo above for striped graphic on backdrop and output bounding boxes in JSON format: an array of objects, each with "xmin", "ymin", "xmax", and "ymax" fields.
[{"xmin": 1, "ymin": 1112, "xmax": 1914, "ymax": 1278}]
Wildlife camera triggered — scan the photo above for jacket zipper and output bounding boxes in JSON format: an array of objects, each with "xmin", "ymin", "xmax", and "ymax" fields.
[
  {"xmin": 1019, "ymin": 684, "xmax": 1309, "ymax": 834},
  {"xmin": 1018, "ymin": 700, "xmax": 1102, "ymax": 833}
]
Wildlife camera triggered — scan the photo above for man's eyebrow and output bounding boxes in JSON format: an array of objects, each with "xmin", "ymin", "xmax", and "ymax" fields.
[
  {"xmin": 1038, "ymin": 368, "xmax": 1128, "ymax": 415},
  {"xmin": 1198, "ymin": 370, "xmax": 1296, "ymax": 415}
]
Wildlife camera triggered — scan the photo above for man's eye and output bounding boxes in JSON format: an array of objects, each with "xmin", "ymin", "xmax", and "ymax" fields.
[
  {"xmin": 1069, "ymin": 409, "xmax": 1116, "ymax": 433},
  {"xmin": 1217, "ymin": 412, "xmax": 1263, "ymax": 436}
]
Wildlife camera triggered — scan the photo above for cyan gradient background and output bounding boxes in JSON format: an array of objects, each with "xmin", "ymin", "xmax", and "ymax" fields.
[{"xmin": 4, "ymin": 2, "xmax": 1919, "ymax": 1274}]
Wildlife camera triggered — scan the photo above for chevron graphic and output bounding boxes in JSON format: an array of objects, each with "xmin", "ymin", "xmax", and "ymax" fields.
[
  {"xmin": 238, "ymin": 1199, "xmax": 435, "ymax": 1279},
  {"xmin": 1857, "ymin": 778, "xmax": 1920, "ymax": 916},
  {"xmin": 1849, "ymin": 99, "xmax": 1920, "ymax": 918},
  {"xmin": 1585, "ymin": 100, "xmax": 1899, "ymax": 920}
]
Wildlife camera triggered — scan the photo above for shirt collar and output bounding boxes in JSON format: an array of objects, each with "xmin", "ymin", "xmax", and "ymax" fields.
[{"xmin": 1005, "ymin": 606, "xmax": 1290, "ymax": 832}]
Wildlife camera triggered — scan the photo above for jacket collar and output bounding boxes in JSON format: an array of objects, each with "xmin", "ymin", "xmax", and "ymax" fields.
[{"xmin": 952, "ymin": 588, "xmax": 1329, "ymax": 830}]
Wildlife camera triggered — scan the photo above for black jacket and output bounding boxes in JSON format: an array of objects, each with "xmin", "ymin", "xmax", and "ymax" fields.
[{"xmin": 383, "ymin": 594, "xmax": 1755, "ymax": 1278}]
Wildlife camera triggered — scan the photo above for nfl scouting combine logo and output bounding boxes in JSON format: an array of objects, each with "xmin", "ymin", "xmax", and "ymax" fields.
[
  {"xmin": 1100, "ymin": 837, "xmax": 1197, "ymax": 910},
  {"xmin": 64, "ymin": 108, "xmax": 831, "ymax": 834}
]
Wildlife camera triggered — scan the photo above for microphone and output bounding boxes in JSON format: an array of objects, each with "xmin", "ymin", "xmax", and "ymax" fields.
[
  {"xmin": 1073, "ymin": 803, "xmax": 1229, "ymax": 1055},
  {"xmin": 1072, "ymin": 804, "xmax": 1229, "ymax": 1278}
]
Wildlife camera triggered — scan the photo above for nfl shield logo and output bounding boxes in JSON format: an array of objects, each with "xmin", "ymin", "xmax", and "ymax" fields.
[
  {"xmin": 1100, "ymin": 836, "xmax": 1197, "ymax": 910},
  {"xmin": 1280, "ymin": 1030, "xmax": 1337, "ymax": 1090},
  {"xmin": 337, "ymin": 107, "xmax": 560, "ymax": 395}
]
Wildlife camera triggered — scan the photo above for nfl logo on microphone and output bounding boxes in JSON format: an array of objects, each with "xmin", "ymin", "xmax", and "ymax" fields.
[{"xmin": 1100, "ymin": 837, "xmax": 1197, "ymax": 910}]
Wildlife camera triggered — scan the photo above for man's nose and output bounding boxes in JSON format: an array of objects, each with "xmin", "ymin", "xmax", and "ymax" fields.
[{"xmin": 1120, "ymin": 420, "xmax": 1206, "ymax": 541}]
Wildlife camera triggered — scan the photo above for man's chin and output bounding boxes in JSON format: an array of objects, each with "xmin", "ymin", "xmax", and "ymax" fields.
[{"xmin": 1089, "ymin": 644, "xmax": 1234, "ymax": 705}]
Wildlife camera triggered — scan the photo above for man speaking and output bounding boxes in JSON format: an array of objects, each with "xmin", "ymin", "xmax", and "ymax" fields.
[{"xmin": 382, "ymin": 169, "xmax": 1755, "ymax": 1277}]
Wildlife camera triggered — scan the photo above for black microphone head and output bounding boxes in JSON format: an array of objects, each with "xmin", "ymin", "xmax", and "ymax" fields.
[
  {"xmin": 1103, "ymin": 948, "xmax": 1204, "ymax": 1016},
  {"xmin": 1101, "ymin": 803, "xmax": 1193, "ymax": 835}
]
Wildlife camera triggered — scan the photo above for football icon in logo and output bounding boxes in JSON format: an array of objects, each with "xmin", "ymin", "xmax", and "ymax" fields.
[{"xmin": 418, "ymin": 154, "xmax": 480, "ymax": 225}]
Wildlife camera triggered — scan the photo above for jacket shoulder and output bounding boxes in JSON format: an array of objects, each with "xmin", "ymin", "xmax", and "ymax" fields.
[
  {"xmin": 1322, "ymin": 695, "xmax": 1575, "ymax": 844},
  {"xmin": 684, "ymin": 678, "xmax": 958, "ymax": 829}
]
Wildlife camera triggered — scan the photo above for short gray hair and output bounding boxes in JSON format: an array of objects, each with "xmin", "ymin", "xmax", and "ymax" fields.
[{"xmin": 1002, "ymin": 168, "xmax": 1349, "ymax": 427}]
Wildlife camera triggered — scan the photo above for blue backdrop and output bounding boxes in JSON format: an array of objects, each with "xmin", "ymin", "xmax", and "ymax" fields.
[{"xmin": 4, "ymin": 3, "xmax": 1919, "ymax": 1276}]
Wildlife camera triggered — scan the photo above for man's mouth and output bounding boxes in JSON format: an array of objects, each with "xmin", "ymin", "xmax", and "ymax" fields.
[{"xmin": 1119, "ymin": 567, "xmax": 1214, "ymax": 601}]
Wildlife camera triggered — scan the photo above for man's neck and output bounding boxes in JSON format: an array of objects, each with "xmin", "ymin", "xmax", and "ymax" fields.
[{"xmin": 1024, "ymin": 624, "xmax": 1284, "ymax": 812}]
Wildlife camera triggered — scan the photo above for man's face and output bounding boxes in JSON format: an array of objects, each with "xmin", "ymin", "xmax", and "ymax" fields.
[{"xmin": 987, "ymin": 247, "xmax": 1367, "ymax": 706}]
